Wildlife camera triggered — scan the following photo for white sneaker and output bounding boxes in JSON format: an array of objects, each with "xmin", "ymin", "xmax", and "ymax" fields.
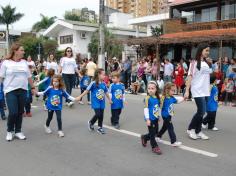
[
  {"xmin": 44, "ymin": 105, "xmax": 48, "ymax": 111},
  {"xmin": 87, "ymin": 101, "xmax": 91, "ymax": 105},
  {"xmin": 68, "ymin": 102, "xmax": 74, "ymax": 107},
  {"xmin": 212, "ymin": 127, "xmax": 219, "ymax": 131},
  {"xmin": 156, "ymin": 137, "xmax": 163, "ymax": 142},
  {"xmin": 44, "ymin": 125, "xmax": 52, "ymax": 134},
  {"xmin": 188, "ymin": 129, "xmax": 198, "ymax": 140},
  {"xmin": 6, "ymin": 132, "xmax": 14, "ymax": 141},
  {"xmin": 197, "ymin": 132, "xmax": 209, "ymax": 140},
  {"xmin": 58, "ymin": 131, "xmax": 64, "ymax": 137},
  {"xmin": 79, "ymin": 101, "xmax": 84, "ymax": 105},
  {"xmin": 171, "ymin": 141, "xmax": 182, "ymax": 147},
  {"xmin": 15, "ymin": 132, "xmax": 26, "ymax": 140},
  {"xmin": 202, "ymin": 124, "xmax": 207, "ymax": 129}
]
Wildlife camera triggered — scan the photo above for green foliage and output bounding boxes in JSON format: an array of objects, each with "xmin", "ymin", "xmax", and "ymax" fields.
[
  {"xmin": 19, "ymin": 36, "xmax": 58, "ymax": 60},
  {"xmin": 32, "ymin": 14, "xmax": 56, "ymax": 32},
  {"xmin": 88, "ymin": 28, "xmax": 123, "ymax": 59},
  {"xmin": 64, "ymin": 13, "xmax": 81, "ymax": 21},
  {"xmin": 0, "ymin": 5, "xmax": 24, "ymax": 28},
  {"xmin": 150, "ymin": 25, "xmax": 163, "ymax": 37}
]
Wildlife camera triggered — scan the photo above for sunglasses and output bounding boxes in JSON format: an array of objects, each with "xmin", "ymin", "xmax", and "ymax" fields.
[{"xmin": 66, "ymin": 50, "xmax": 72, "ymax": 53}]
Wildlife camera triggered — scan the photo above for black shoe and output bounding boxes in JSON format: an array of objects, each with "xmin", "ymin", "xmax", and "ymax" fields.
[
  {"xmin": 97, "ymin": 127, "xmax": 106, "ymax": 134},
  {"xmin": 87, "ymin": 121, "xmax": 95, "ymax": 131},
  {"xmin": 114, "ymin": 124, "xmax": 120, "ymax": 129}
]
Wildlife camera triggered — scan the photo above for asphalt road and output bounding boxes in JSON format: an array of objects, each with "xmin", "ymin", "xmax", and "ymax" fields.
[{"xmin": 0, "ymin": 89, "xmax": 235, "ymax": 176}]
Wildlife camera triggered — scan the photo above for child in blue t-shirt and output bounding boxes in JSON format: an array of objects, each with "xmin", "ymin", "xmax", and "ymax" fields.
[
  {"xmin": 202, "ymin": 75, "xmax": 219, "ymax": 131},
  {"xmin": 36, "ymin": 68, "xmax": 55, "ymax": 110},
  {"xmin": 157, "ymin": 83, "xmax": 184, "ymax": 147},
  {"xmin": 109, "ymin": 72, "xmax": 125, "ymax": 129},
  {"xmin": 37, "ymin": 75, "xmax": 76, "ymax": 137},
  {"xmin": 76, "ymin": 68, "xmax": 112, "ymax": 135},
  {"xmin": 0, "ymin": 83, "xmax": 6, "ymax": 120},
  {"xmin": 140, "ymin": 81, "xmax": 162, "ymax": 155},
  {"xmin": 79, "ymin": 68, "xmax": 91, "ymax": 105}
]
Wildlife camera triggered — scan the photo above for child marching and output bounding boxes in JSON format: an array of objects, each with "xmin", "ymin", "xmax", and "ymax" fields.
[
  {"xmin": 76, "ymin": 68, "xmax": 112, "ymax": 134},
  {"xmin": 37, "ymin": 75, "xmax": 76, "ymax": 137},
  {"xmin": 141, "ymin": 81, "xmax": 162, "ymax": 155},
  {"xmin": 109, "ymin": 72, "xmax": 125, "ymax": 129},
  {"xmin": 157, "ymin": 83, "xmax": 184, "ymax": 147},
  {"xmin": 79, "ymin": 68, "xmax": 91, "ymax": 105}
]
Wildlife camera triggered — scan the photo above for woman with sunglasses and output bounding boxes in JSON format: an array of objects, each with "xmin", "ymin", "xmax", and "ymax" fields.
[{"xmin": 59, "ymin": 47, "xmax": 79, "ymax": 107}]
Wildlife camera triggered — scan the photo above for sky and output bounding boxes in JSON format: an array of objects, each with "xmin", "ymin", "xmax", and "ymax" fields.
[{"xmin": 0, "ymin": 0, "xmax": 99, "ymax": 31}]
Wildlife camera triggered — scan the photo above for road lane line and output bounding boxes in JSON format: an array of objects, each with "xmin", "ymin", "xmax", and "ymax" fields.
[{"xmin": 103, "ymin": 124, "xmax": 218, "ymax": 158}]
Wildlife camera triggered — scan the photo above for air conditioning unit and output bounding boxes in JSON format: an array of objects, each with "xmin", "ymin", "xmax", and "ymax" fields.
[{"xmin": 80, "ymin": 32, "xmax": 87, "ymax": 39}]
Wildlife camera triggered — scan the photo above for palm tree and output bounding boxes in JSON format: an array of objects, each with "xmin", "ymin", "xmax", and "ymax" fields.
[
  {"xmin": 0, "ymin": 5, "xmax": 24, "ymax": 54},
  {"xmin": 32, "ymin": 14, "xmax": 57, "ymax": 32}
]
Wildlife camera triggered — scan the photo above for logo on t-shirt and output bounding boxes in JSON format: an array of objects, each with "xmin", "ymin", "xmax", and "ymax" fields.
[
  {"xmin": 96, "ymin": 89, "xmax": 105, "ymax": 100},
  {"xmin": 168, "ymin": 104, "xmax": 174, "ymax": 116},
  {"xmin": 50, "ymin": 95, "xmax": 60, "ymax": 106},
  {"xmin": 153, "ymin": 104, "xmax": 159, "ymax": 118},
  {"xmin": 114, "ymin": 89, "xmax": 123, "ymax": 100}
]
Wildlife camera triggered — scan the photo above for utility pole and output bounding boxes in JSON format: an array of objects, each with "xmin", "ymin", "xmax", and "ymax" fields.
[
  {"xmin": 37, "ymin": 43, "xmax": 41, "ymax": 61},
  {"xmin": 98, "ymin": 0, "xmax": 105, "ymax": 69}
]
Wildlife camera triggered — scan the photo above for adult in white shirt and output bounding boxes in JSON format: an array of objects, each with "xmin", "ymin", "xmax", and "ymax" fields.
[
  {"xmin": 46, "ymin": 53, "xmax": 58, "ymax": 74},
  {"xmin": 58, "ymin": 47, "xmax": 79, "ymax": 106},
  {"xmin": 0, "ymin": 43, "xmax": 35, "ymax": 141},
  {"xmin": 27, "ymin": 55, "xmax": 35, "ymax": 68},
  {"xmin": 185, "ymin": 43, "xmax": 212, "ymax": 140},
  {"xmin": 164, "ymin": 58, "xmax": 174, "ymax": 83},
  {"xmin": 86, "ymin": 58, "xmax": 97, "ymax": 77}
]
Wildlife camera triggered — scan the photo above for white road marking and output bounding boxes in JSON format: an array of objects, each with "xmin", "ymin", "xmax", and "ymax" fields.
[
  {"xmin": 31, "ymin": 106, "xmax": 38, "ymax": 108},
  {"xmin": 103, "ymin": 124, "xmax": 218, "ymax": 158}
]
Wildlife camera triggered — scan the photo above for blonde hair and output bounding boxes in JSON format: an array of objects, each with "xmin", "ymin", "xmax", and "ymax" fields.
[
  {"xmin": 6, "ymin": 42, "xmax": 22, "ymax": 60},
  {"xmin": 162, "ymin": 83, "xmax": 176, "ymax": 97}
]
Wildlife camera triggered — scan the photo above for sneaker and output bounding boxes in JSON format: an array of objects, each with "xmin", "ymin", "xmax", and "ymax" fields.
[
  {"xmin": 6, "ymin": 132, "xmax": 14, "ymax": 141},
  {"xmin": 87, "ymin": 121, "xmax": 94, "ymax": 131},
  {"xmin": 87, "ymin": 101, "xmax": 91, "ymax": 105},
  {"xmin": 211, "ymin": 127, "xmax": 219, "ymax": 131},
  {"xmin": 188, "ymin": 129, "xmax": 198, "ymax": 140},
  {"xmin": 15, "ymin": 132, "xmax": 26, "ymax": 140},
  {"xmin": 97, "ymin": 127, "xmax": 106, "ymax": 134},
  {"xmin": 114, "ymin": 124, "xmax": 120, "ymax": 129},
  {"xmin": 79, "ymin": 101, "xmax": 84, "ymax": 105},
  {"xmin": 58, "ymin": 131, "xmax": 64, "ymax": 137},
  {"xmin": 26, "ymin": 112, "xmax": 32, "ymax": 117},
  {"xmin": 44, "ymin": 125, "xmax": 52, "ymax": 134},
  {"xmin": 171, "ymin": 141, "xmax": 182, "ymax": 147},
  {"xmin": 202, "ymin": 124, "xmax": 207, "ymax": 129},
  {"xmin": 156, "ymin": 137, "xmax": 163, "ymax": 142},
  {"xmin": 152, "ymin": 146, "xmax": 162, "ymax": 155},
  {"xmin": 68, "ymin": 102, "xmax": 74, "ymax": 107},
  {"xmin": 141, "ymin": 135, "xmax": 147, "ymax": 147},
  {"xmin": 197, "ymin": 132, "xmax": 209, "ymax": 140},
  {"xmin": 23, "ymin": 113, "xmax": 27, "ymax": 117}
]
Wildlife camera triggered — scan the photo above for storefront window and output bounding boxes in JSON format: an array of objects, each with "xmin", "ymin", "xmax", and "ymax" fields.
[{"xmin": 221, "ymin": 0, "xmax": 236, "ymax": 20}]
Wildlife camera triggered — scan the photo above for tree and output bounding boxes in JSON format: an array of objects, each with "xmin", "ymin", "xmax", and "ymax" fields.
[
  {"xmin": 0, "ymin": 5, "xmax": 24, "ymax": 54},
  {"xmin": 64, "ymin": 13, "xmax": 81, "ymax": 22},
  {"xmin": 88, "ymin": 28, "xmax": 123, "ymax": 60},
  {"xmin": 150, "ymin": 25, "xmax": 163, "ymax": 37},
  {"xmin": 19, "ymin": 36, "xmax": 58, "ymax": 60},
  {"xmin": 32, "ymin": 14, "xmax": 56, "ymax": 32}
]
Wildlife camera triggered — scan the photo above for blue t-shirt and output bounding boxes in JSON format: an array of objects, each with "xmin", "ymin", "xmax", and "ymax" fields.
[
  {"xmin": 80, "ymin": 76, "xmax": 90, "ymax": 89},
  {"xmin": 207, "ymin": 85, "xmax": 218, "ymax": 112},
  {"xmin": 38, "ymin": 77, "xmax": 51, "ymax": 89},
  {"xmin": 144, "ymin": 95, "xmax": 160, "ymax": 121},
  {"xmin": 161, "ymin": 96, "xmax": 177, "ymax": 118},
  {"xmin": 43, "ymin": 87, "xmax": 70, "ymax": 110},
  {"xmin": 0, "ymin": 83, "xmax": 4, "ymax": 100},
  {"xmin": 87, "ymin": 81, "xmax": 108, "ymax": 109},
  {"xmin": 109, "ymin": 83, "xmax": 125, "ymax": 109}
]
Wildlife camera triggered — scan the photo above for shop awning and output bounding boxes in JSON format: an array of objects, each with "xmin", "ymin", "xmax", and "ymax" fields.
[{"xmin": 113, "ymin": 28, "xmax": 236, "ymax": 45}]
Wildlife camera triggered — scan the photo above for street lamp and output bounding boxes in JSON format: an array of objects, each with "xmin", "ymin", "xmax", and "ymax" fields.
[{"xmin": 98, "ymin": 0, "xmax": 105, "ymax": 69}]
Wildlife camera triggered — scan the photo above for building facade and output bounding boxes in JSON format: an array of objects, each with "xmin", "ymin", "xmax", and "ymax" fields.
[{"xmin": 106, "ymin": 0, "xmax": 160, "ymax": 17}]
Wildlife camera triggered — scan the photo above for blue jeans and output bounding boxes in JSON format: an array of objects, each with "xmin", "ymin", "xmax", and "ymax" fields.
[
  {"xmin": 6, "ymin": 89, "xmax": 27, "ymax": 133},
  {"xmin": 164, "ymin": 75, "xmax": 172, "ymax": 83},
  {"xmin": 188, "ymin": 97, "xmax": 207, "ymax": 134},
  {"xmin": 62, "ymin": 74, "xmax": 75, "ymax": 102},
  {"xmin": 0, "ymin": 99, "xmax": 6, "ymax": 118}
]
